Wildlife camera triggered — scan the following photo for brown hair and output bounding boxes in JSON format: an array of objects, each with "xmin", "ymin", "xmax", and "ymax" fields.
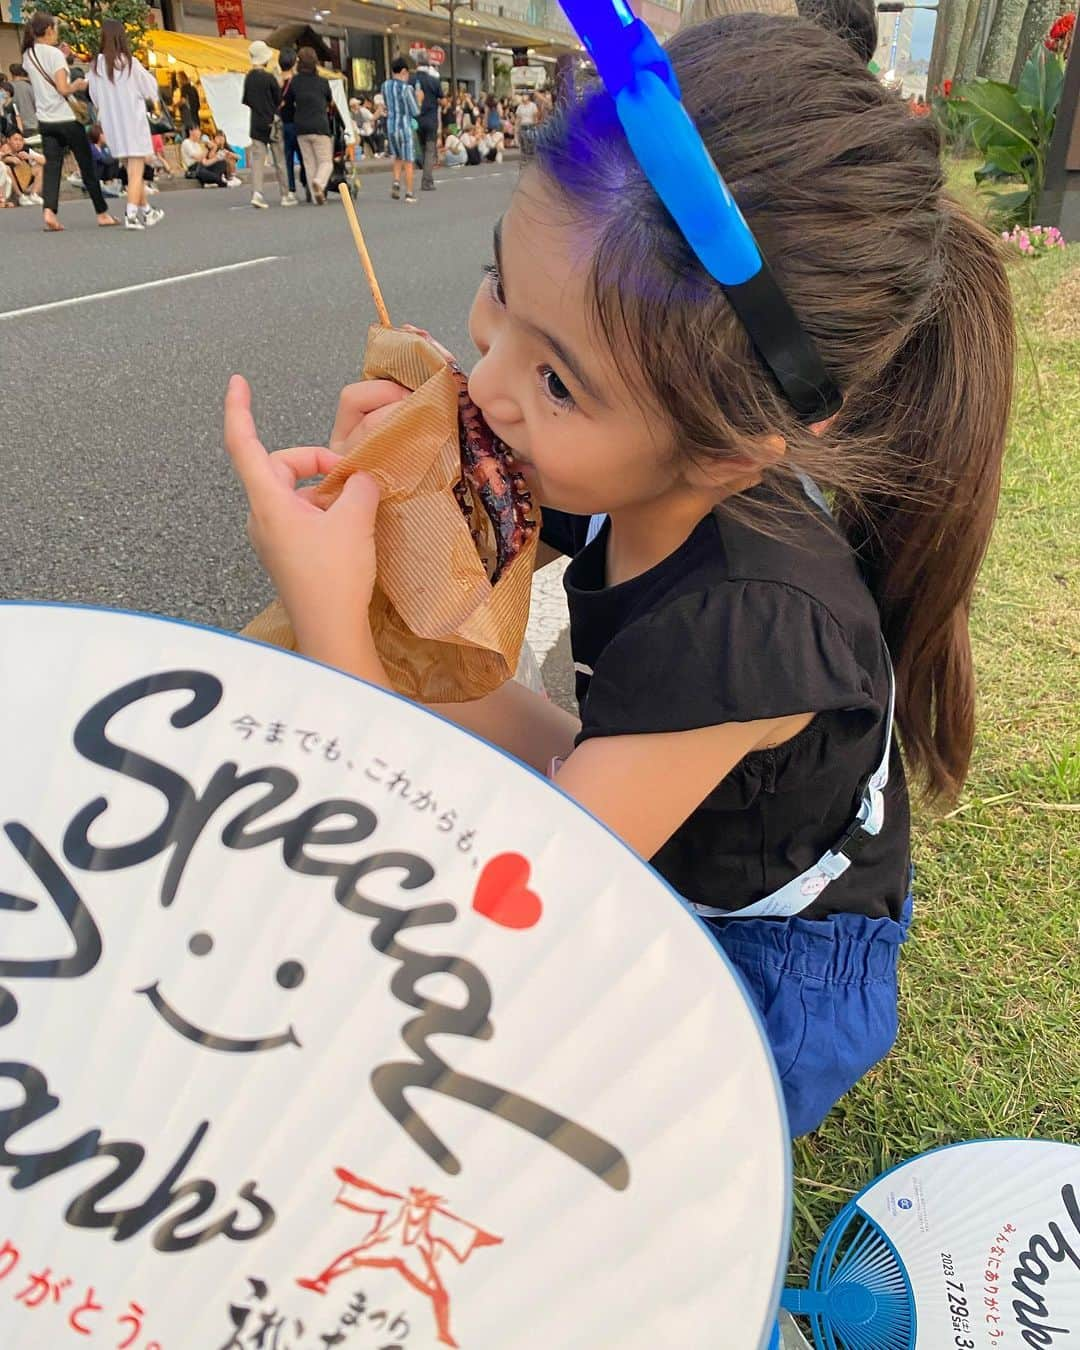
[
  {"xmin": 533, "ymin": 15, "xmax": 1014, "ymax": 800},
  {"xmin": 297, "ymin": 46, "xmax": 318, "ymax": 73},
  {"xmin": 99, "ymin": 18, "xmax": 131, "ymax": 82},
  {"xmin": 20, "ymin": 11, "xmax": 57, "ymax": 52},
  {"xmin": 796, "ymin": 0, "xmax": 877, "ymax": 61}
]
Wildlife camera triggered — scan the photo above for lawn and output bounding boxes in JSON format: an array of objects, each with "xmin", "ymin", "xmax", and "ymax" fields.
[{"xmin": 787, "ymin": 162, "xmax": 1080, "ymax": 1276}]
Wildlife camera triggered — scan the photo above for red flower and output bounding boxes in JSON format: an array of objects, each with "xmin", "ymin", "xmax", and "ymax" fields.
[
  {"xmin": 1046, "ymin": 11, "xmax": 1075, "ymax": 50},
  {"xmin": 943, "ymin": 78, "xmax": 953, "ymax": 96}
]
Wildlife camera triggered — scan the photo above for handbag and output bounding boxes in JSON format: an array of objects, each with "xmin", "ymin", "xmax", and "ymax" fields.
[
  {"xmin": 147, "ymin": 105, "xmax": 174, "ymax": 136},
  {"xmin": 29, "ymin": 50, "xmax": 92, "ymax": 126}
]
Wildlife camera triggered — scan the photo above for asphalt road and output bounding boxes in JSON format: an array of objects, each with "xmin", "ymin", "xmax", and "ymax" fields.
[{"xmin": 0, "ymin": 164, "xmax": 576, "ymax": 709}]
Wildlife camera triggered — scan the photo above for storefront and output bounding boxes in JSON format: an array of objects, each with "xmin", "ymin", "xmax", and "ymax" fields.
[
  {"xmin": 0, "ymin": 0, "xmax": 24, "ymax": 74},
  {"xmin": 173, "ymin": 0, "xmax": 578, "ymax": 94}
]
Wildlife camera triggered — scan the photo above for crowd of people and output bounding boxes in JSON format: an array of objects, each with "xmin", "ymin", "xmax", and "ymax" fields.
[
  {"xmin": 236, "ymin": 45, "xmax": 551, "ymax": 209},
  {"xmin": 1, "ymin": 16, "xmax": 552, "ymax": 223},
  {"xmin": 345, "ymin": 71, "xmax": 551, "ymax": 194},
  {"xmin": 2, "ymin": 10, "xmax": 165, "ymax": 229}
]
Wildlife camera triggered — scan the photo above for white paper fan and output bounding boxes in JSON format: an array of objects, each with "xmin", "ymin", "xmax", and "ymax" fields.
[
  {"xmin": 0, "ymin": 603, "xmax": 790, "ymax": 1350},
  {"xmin": 782, "ymin": 1138, "xmax": 1080, "ymax": 1349}
]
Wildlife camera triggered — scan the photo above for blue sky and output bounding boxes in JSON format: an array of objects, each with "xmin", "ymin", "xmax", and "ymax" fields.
[{"xmin": 912, "ymin": 8, "xmax": 937, "ymax": 60}]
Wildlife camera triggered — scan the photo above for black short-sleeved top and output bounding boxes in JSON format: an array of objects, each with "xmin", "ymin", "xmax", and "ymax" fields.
[
  {"xmin": 541, "ymin": 494, "xmax": 911, "ymax": 921},
  {"xmin": 243, "ymin": 68, "xmax": 281, "ymax": 143},
  {"xmin": 281, "ymin": 71, "xmax": 332, "ymax": 138}
]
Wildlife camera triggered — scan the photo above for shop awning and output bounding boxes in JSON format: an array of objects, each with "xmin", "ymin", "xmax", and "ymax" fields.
[{"xmin": 144, "ymin": 29, "xmax": 345, "ymax": 78}]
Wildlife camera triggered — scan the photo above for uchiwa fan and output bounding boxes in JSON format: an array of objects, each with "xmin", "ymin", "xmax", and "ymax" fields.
[
  {"xmin": 782, "ymin": 1205, "xmax": 914, "ymax": 1349},
  {"xmin": 781, "ymin": 1138, "xmax": 1080, "ymax": 1349}
]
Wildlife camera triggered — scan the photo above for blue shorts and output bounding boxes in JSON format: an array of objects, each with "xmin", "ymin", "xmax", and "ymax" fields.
[
  {"xmin": 706, "ymin": 893, "xmax": 913, "ymax": 1137},
  {"xmin": 387, "ymin": 124, "xmax": 415, "ymax": 163}
]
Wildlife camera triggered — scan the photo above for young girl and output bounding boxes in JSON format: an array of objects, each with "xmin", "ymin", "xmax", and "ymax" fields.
[{"xmin": 224, "ymin": 15, "xmax": 1014, "ymax": 1136}]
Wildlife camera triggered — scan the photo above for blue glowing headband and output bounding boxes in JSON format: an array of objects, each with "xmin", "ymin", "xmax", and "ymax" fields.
[{"xmin": 558, "ymin": 0, "xmax": 842, "ymax": 421}]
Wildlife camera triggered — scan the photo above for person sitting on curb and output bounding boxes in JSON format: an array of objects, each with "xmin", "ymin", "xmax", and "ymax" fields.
[
  {"xmin": 1, "ymin": 128, "xmax": 45, "ymax": 203},
  {"xmin": 442, "ymin": 131, "xmax": 467, "ymax": 168},
  {"xmin": 87, "ymin": 122, "xmax": 159, "ymax": 193},
  {"xmin": 206, "ymin": 128, "xmax": 239, "ymax": 179},
  {"xmin": 179, "ymin": 123, "xmax": 239, "ymax": 188}
]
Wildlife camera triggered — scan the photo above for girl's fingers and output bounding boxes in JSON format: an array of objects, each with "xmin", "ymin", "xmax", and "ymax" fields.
[
  {"xmin": 400, "ymin": 324, "xmax": 457, "ymax": 365},
  {"xmin": 224, "ymin": 375, "xmax": 278, "ymax": 511},
  {"xmin": 330, "ymin": 470, "xmax": 381, "ymax": 535},
  {"xmin": 329, "ymin": 380, "xmax": 410, "ymax": 450},
  {"xmin": 267, "ymin": 446, "xmax": 344, "ymax": 490}
]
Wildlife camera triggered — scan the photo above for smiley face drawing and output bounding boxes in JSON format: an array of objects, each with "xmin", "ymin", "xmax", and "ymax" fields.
[{"xmin": 137, "ymin": 931, "xmax": 304, "ymax": 1054}]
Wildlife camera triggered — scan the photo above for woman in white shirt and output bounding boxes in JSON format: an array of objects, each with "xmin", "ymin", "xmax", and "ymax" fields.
[
  {"xmin": 87, "ymin": 18, "xmax": 163, "ymax": 230},
  {"xmin": 20, "ymin": 10, "xmax": 115, "ymax": 231}
]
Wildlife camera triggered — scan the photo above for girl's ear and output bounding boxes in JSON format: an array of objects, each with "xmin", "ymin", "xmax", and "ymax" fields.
[{"xmin": 683, "ymin": 433, "xmax": 787, "ymax": 492}]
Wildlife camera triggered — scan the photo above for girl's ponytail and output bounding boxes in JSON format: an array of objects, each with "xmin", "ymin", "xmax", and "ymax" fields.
[
  {"xmin": 534, "ymin": 16, "xmax": 1015, "ymax": 800},
  {"xmin": 834, "ymin": 207, "xmax": 1014, "ymax": 800}
]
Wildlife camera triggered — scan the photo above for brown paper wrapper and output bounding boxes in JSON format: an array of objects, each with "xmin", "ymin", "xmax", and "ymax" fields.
[{"xmin": 242, "ymin": 325, "xmax": 537, "ymax": 703}]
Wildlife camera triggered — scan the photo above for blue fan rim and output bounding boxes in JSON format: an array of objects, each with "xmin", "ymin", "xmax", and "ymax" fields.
[
  {"xmin": 799, "ymin": 1136, "xmax": 1080, "ymax": 1349},
  {"xmin": 0, "ymin": 599, "xmax": 794, "ymax": 1350},
  {"xmin": 805, "ymin": 1203, "xmax": 915, "ymax": 1349}
]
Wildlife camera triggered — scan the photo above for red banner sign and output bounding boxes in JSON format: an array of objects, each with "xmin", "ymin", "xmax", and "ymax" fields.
[
  {"xmin": 214, "ymin": 0, "xmax": 246, "ymax": 36},
  {"xmin": 410, "ymin": 41, "xmax": 446, "ymax": 64}
]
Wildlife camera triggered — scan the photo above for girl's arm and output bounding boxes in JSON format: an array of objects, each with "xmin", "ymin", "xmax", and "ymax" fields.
[{"xmin": 224, "ymin": 378, "xmax": 812, "ymax": 858}]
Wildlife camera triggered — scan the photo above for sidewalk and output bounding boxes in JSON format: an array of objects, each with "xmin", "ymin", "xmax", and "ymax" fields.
[{"xmin": 60, "ymin": 146, "xmax": 520, "ymax": 201}]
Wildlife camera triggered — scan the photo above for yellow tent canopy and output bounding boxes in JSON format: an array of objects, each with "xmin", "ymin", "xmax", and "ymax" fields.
[{"xmin": 144, "ymin": 30, "xmax": 343, "ymax": 80}]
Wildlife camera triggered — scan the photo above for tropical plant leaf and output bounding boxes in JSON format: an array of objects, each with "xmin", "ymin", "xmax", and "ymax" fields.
[
  {"xmin": 952, "ymin": 78, "xmax": 1038, "ymax": 155},
  {"xmin": 1017, "ymin": 47, "xmax": 1066, "ymax": 131},
  {"xmin": 975, "ymin": 144, "xmax": 1027, "ymax": 176},
  {"xmin": 985, "ymin": 186, "xmax": 1033, "ymax": 226}
]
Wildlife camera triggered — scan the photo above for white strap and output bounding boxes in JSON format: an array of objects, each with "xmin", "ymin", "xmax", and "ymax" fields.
[
  {"xmin": 693, "ymin": 644, "xmax": 895, "ymax": 920},
  {"xmin": 583, "ymin": 497, "xmax": 896, "ymax": 922},
  {"xmin": 585, "ymin": 513, "xmax": 607, "ymax": 546}
]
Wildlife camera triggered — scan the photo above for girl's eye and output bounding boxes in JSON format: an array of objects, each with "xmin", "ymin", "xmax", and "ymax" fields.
[
  {"xmin": 481, "ymin": 262, "xmax": 505, "ymax": 306},
  {"xmin": 540, "ymin": 366, "xmax": 576, "ymax": 411}
]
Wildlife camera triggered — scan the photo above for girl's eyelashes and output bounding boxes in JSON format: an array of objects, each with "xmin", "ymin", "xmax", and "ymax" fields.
[
  {"xmin": 481, "ymin": 261, "xmax": 505, "ymax": 306},
  {"xmin": 480, "ymin": 262, "xmax": 577, "ymax": 412},
  {"xmin": 539, "ymin": 365, "xmax": 577, "ymax": 412}
]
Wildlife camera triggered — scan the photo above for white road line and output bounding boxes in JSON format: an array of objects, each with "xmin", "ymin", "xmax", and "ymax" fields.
[{"xmin": 0, "ymin": 256, "xmax": 280, "ymax": 321}]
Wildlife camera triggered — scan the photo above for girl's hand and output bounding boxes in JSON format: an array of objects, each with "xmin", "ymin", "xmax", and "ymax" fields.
[
  {"xmin": 225, "ymin": 375, "xmax": 380, "ymax": 653},
  {"xmin": 329, "ymin": 378, "xmax": 411, "ymax": 455},
  {"xmin": 326, "ymin": 328, "xmax": 456, "ymax": 454}
]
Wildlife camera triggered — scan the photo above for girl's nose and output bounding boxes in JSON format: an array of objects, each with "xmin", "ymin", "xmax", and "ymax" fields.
[{"xmin": 468, "ymin": 350, "xmax": 523, "ymax": 430}]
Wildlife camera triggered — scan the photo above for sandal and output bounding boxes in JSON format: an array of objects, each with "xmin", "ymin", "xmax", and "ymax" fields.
[
  {"xmin": 42, "ymin": 217, "xmax": 64, "ymax": 231},
  {"xmin": 97, "ymin": 215, "xmax": 119, "ymax": 227}
]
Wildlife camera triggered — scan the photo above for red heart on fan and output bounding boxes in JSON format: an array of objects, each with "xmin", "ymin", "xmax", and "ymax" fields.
[{"xmin": 472, "ymin": 853, "xmax": 542, "ymax": 930}]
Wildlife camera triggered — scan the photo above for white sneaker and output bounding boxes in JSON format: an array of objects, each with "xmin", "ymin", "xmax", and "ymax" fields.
[
  {"xmin": 28, "ymin": 192, "xmax": 43, "ymax": 205},
  {"xmin": 124, "ymin": 212, "xmax": 145, "ymax": 231},
  {"xmin": 145, "ymin": 184, "xmax": 160, "ymax": 195},
  {"xmin": 281, "ymin": 191, "xmax": 298, "ymax": 206},
  {"xmin": 226, "ymin": 176, "xmax": 242, "ymax": 188},
  {"xmin": 495, "ymin": 151, "xmax": 503, "ymax": 163},
  {"xmin": 142, "ymin": 206, "xmax": 164, "ymax": 228},
  {"xmin": 19, "ymin": 194, "xmax": 35, "ymax": 207},
  {"xmin": 251, "ymin": 191, "xmax": 269, "ymax": 209}
]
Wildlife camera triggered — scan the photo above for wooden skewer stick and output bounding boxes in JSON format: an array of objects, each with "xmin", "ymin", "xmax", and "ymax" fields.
[{"xmin": 338, "ymin": 185, "xmax": 391, "ymax": 328}]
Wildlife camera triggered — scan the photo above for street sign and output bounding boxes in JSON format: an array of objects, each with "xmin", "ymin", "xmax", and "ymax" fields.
[{"xmin": 214, "ymin": 0, "xmax": 246, "ymax": 36}]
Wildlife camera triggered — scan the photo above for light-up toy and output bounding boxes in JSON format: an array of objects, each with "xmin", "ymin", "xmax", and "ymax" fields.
[{"xmin": 558, "ymin": 0, "xmax": 843, "ymax": 420}]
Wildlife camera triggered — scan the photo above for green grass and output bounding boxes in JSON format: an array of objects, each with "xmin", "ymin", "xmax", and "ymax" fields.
[{"xmin": 787, "ymin": 213, "xmax": 1080, "ymax": 1276}]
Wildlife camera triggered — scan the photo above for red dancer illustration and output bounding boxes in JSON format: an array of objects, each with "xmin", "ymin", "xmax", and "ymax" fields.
[{"xmin": 297, "ymin": 1168, "xmax": 504, "ymax": 1348}]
